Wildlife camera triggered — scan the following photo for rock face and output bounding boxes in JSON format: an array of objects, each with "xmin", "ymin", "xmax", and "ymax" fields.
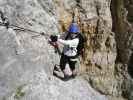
[
  {"xmin": 6, "ymin": 70, "xmax": 107, "ymax": 100},
  {"xmin": 111, "ymin": 0, "xmax": 133, "ymax": 99},
  {"xmin": 0, "ymin": 0, "xmax": 133, "ymax": 100},
  {"xmin": 0, "ymin": 28, "xmax": 107, "ymax": 100},
  {"xmin": 77, "ymin": 0, "xmax": 117, "ymax": 96},
  {"xmin": 0, "ymin": 0, "xmax": 108, "ymax": 100}
]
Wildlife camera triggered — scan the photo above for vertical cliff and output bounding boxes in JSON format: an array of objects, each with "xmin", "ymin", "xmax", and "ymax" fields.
[
  {"xmin": 77, "ymin": 0, "xmax": 117, "ymax": 96},
  {"xmin": 0, "ymin": 0, "xmax": 133, "ymax": 100},
  {"xmin": 111, "ymin": 0, "xmax": 133, "ymax": 99},
  {"xmin": 0, "ymin": 0, "xmax": 108, "ymax": 100}
]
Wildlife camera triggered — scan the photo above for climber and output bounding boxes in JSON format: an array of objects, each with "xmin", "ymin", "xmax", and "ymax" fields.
[{"xmin": 50, "ymin": 22, "xmax": 85, "ymax": 81}]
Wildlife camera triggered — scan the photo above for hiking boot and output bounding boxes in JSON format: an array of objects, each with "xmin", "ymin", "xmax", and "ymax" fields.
[
  {"xmin": 63, "ymin": 75, "xmax": 72, "ymax": 81},
  {"xmin": 71, "ymin": 74, "xmax": 77, "ymax": 78},
  {"xmin": 53, "ymin": 65, "xmax": 60, "ymax": 72},
  {"xmin": 72, "ymin": 70, "xmax": 77, "ymax": 78}
]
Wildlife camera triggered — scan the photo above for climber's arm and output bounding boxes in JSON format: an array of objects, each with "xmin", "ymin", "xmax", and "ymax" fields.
[{"xmin": 58, "ymin": 38, "xmax": 79, "ymax": 47}]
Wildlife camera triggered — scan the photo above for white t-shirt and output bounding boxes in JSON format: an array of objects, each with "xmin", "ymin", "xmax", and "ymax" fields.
[{"xmin": 58, "ymin": 36, "xmax": 79, "ymax": 57}]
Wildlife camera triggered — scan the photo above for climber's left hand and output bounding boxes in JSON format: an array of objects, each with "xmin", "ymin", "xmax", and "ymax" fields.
[{"xmin": 50, "ymin": 35, "xmax": 58, "ymax": 42}]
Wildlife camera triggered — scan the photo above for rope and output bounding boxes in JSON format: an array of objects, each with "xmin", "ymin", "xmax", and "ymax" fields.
[
  {"xmin": 0, "ymin": 10, "xmax": 50, "ymax": 37},
  {"xmin": 0, "ymin": 10, "xmax": 63, "ymax": 76},
  {"xmin": 0, "ymin": 21, "xmax": 50, "ymax": 38},
  {"xmin": 8, "ymin": 24, "xmax": 61, "ymax": 55},
  {"xmin": 11, "ymin": 24, "xmax": 41, "ymax": 34},
  {"xmin": 0, "ymin": 18, "xmax": 62, "ymax": 55}
]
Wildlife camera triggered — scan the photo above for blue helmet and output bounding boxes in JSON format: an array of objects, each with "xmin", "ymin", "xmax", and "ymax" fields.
[{"xmin": 68, "ymin": 23, "xmax": 80, "ymax": 33}]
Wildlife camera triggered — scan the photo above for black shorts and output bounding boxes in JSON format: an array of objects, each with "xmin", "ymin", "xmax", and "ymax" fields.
[{"xmin": 60, "ymin": 54, "xmax": 77, "ymax": 71}]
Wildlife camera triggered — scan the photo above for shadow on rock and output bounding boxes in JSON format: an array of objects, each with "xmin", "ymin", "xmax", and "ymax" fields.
[{"xmin": 128, "ymin": 52, "xmax": 133, "ymax": 78}]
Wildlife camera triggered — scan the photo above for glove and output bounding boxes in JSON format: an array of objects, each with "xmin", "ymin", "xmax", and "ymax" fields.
[{"xmin": 50, "ymin": 35, "xmax": 58, "ymax": 42}]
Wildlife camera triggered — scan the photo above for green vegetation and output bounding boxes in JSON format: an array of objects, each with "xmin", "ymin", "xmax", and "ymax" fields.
[{"xmin": 14, "ymin": 85, "xmax": 26, "ymax": 99}]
